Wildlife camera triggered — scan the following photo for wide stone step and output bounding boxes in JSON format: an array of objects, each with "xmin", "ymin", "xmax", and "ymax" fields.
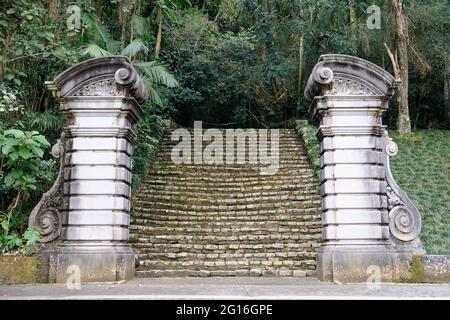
[
  {"xmin": 131, "ymin": 216, "xmax": 320, "ymax": 226},
  {"xmin": 137, "ymin": 182, "xmax": 318, "ymax": 193},
  {"xmin": 131, "ymin": 242, "xmax": 320, "ymax": 252},
  {"xmin": 133, "ymin": 194, "xmax": 319, "ymax": 207},
  {"xmin": 131, "ymin": 218, "xmax": 320, "ymax": 228},
  {"xmin": 147, "ymin": 168, "xmax": 314, "ymax": 178},
  {"xmin": 149, "ymin": 162, "xmax": 313, "ymax": 170},
  {"xmin": 135, "ymin": 251, "xmax": 316, "ymax": 262},
  {"xmin": 129, "ymin": 224, "xmax": 322, "ymax": 237},
  {"xmin": 161, "ymin": 134, "xmax": 302, "ymax": 140},
  {"xmin": 131, "ymin": 207, "xmax": 320, "ymax": 219},
  {"xmin": 132, "ymin": 200, "xmax": 321, "ymax": 213},
  {"xmin": 136, "ymin": 188, "xmax": 318, "ymax": 198},
  {"xmin": 142, "ymin": 180, "xmax": 318, "ymax": 190},
  {"xmin": 135, "ymin": 268, "xmax": 313, "ymax": 277},
  {"xmin": 152, "ymin": 156, "xmax": 311, "ymax": 164},
  {"xmin": 136, "ymin": 259, "xmax": 316, "ymax": 271},
  {"xmin": 143, "ymin": 175, "xmax": 316, "ymax": 186},
  {"xmin": 157, "ymin": 149, "xmax": 306, "ymax": 156},
  {"xmin": 130, "ymin": 233, "xmax": 322, "ymax": 245}
]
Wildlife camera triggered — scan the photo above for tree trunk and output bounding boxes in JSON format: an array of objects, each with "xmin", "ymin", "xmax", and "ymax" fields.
[
  {"xmin": 444, "ymin": 65, "xmax": 450, "ymax": 122},
  {"xmin": 118, "ymin": 5, "xmax": 126, "ymax": 49},
  {"xmin": 392, "ymin": 0, "xmax": 411, "ymax": 135},
  {"xmin": 154, "ymin": 7, "xmax": 163, "ymax": 59},
  {"xmin": 349, "ymin": 0, "xmax": 357, "ymax": 52},
  {"xmin": 48, "ymin": 0, "xmax": 57, "ymax": 19},
  {"xmin": 297, "ymin": 34, "xmax": 304, "ymax": 115}
]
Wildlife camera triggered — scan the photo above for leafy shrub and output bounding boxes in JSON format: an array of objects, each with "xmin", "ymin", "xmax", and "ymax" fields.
[
  {"xmin": 0, "ymin": 128, "xmax": 51, "ymax": 255},
  {"xmin": 296, "ymin": 124, "xmax": 320, "ymax": 177}
]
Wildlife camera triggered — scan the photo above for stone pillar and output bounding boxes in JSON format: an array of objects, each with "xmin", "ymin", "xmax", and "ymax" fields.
[
  {"xmin": 304, "ymin": 54, "xmax": 424, "ymax": 282},
  {"xmin": 29, "ymin": 57, "xmax": 148, "ymax": 283}
]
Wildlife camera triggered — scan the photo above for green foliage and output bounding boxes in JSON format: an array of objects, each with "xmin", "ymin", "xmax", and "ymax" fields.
[
  {"xmin": 163, "ymin": 9, "xmax": 293, "ymax": 127},
  {"xmin": 389, "ymin": 130, "xmax": 450, "ymax": 254},
  {"xmin": 79, "ymin": 11, "xmax": 179, "ymax": 107},
  {"xmin": 0, "ymin": 217, "xmax": 40, "ymax": 255},
  {"xmin": 299, "ymin": 127, "xmax": 450, "ymax": 254},
  {"xmin": 80, "ymin": 11, "xmax": 120, "ymax": 54},
  {"xmin": 0, "ymin": 0, "xmax": 57, "ymax": 86},
  {"xmin": 0, "ymin": 129, "xmax": 50, "ymax": 191},
  {"xmin": 0, "ymin": 0, "xmax": 448, "ymax": 258},
  {"xmin": 295, "ymin": 124, "xmax": 320, "ymax": 178},
  {"xmin": 132, "ymin": 99, "xmax": 173, "ymax": 191},
  {"xmin": 0, "ymin": 84, "xmax": 24, "ymax": 127},
  {"xmin": 0, "ymin": 128, "xmax": 49, "ymax": 255},
  {"xmin": 122, "ymin": 38, "xmax": 150, "ymax": 57},
  {"xmin": 26, "ymin": 111, "xmax": 63, "ymax": 139}
]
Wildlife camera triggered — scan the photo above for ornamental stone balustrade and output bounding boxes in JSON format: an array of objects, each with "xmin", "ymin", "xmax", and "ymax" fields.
[
  {"xmin": 30, "ymin": 54, "xmax": 425, "ymax": 283},
  {"xmin": 304, "ymin": 54, "xmax": 424, "ymax": 282},
  {"xmin": 29, "ymin": 57, "xmax": 147, "ymax": 283}
]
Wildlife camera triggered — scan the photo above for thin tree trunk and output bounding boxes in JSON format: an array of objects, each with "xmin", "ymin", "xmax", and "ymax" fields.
[
  {"xmin": 48, "ymin": 0, "xmax": 57, "ymax": 19},
  {"xmin": 154, "ymin": 7, "xmax": 163, "ymax": 59},
  {"xmin": 349, "ymin": 0, "xmax": 357, "ymax": 52},
  {"xmin": 444, "ymin": 65, "xmax": 450, "ymax": 122},
  {"xmin": 392, "ymin": 0, "xmax": 411, "ymax": 135},
  {"xmin": 119, "ymin": 5, "xmax": 126, "ymax": 49},
  {"xmin": 297, "ymin": 34, "xmax": 304, "ymax": 115}
]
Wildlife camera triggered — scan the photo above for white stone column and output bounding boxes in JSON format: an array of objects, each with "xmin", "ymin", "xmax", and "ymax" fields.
[
  {"xmin": 304, "ymin": 54, "xmax": 424, "ymax": 282},
  {"xmin": 29, "ymin": 57, "xmax": 148, "ymax": 283}
]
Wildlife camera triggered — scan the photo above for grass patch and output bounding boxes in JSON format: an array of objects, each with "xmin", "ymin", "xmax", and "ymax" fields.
[
  {"xmin": 298, "ymin": 126, "xmax": 450, "ymax": 254},
  {"xmin": 389, "ymin": 130, "xmax": 450, "ymax": 254}
]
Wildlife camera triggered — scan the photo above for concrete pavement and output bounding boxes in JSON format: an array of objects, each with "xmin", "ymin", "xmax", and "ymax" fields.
[{"xmin": 1, "ymin": 277, "xmax": 449, "ymax": 300}]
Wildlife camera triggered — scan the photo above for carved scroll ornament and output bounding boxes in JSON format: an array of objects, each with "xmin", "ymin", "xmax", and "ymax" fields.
[
  {"xmin": 382, "ymin": 130, "xmax": 422, "ymax": 242},
  {"xmin": 28, "ymin": 134, "xmax": 65, "ymax": 243}
]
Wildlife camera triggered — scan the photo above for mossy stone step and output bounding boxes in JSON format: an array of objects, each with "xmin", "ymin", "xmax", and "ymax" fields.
[{"xmin": 130, "ymin": 127, "xmax": 321, "ymax": 277}]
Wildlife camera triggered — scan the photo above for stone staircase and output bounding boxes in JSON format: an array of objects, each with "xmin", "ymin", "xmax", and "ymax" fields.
[{"xmin": 129, "ymin": 128, "xmax": 322, "ymax": 277}]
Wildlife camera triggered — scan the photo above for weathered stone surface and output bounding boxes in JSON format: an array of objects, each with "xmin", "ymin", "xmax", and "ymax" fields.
[
  {"xmin": 409, "ymin": 255, "xmax": 450, "ymax": 283},
  {"xmin": 305, "ymin": 54, "xmax": 426, "ymax": 283},
  {"xmin": 30, "ymin": 57, "xmax": 147, "ymax": 283},
  {"xmin": 0, "ymin": 256, "xmax": 39, "ymax": 285},
  {"xmin": 131, "ymin": 128, "xmax": 322, "ymax": 277}
]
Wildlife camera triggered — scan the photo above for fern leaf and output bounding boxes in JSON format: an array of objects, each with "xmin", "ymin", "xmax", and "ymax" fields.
[
  {"xmin": 82, "ymin": 43, "xmax": 113, "ymax": 58},
  {"xmin": 121, "ymin": 38, "xmax": 149, "ymax": 58},
  {"xmin": 80, "ymin": 12, "xmax": 118, "ymax": 54},
  {"xmin": 142, "ymin": 76, "xmax": 164, "ymax": 106},
  {"xmin": 135, "ymin": 61, "xmax": 179, "ymax": 88}
]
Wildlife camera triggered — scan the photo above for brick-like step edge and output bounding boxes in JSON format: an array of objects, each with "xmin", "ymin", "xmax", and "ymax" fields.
[{"xmin": 135, "ymin": 269, "xmax": 316, "ymax": 277}]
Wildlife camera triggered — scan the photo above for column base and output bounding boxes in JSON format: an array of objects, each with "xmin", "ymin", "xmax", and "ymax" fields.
[
  {"xmin": 316, "ymin": 244, "xmax": 423, "ymax": 283},
  {"xmin": 38, "ymin": 243, "xmax": 135, "ymax": 283}
]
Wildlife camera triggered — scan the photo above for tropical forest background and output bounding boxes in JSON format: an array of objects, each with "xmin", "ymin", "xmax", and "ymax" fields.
[{"xmin": 0, "ymin": 0, "xmax": 449, "ymax": 255}]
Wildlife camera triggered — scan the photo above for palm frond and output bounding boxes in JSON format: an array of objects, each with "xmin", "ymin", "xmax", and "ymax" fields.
[
  {"xmin": 135, "ymin": 61, "xmax": 179, "ymax": 88},
  {"xmin": 82, "ymin": 43, "xmax": 112, "ymax": 58},
  {"xmin": 121, "ymin": 38, "xmax": 149, "ymax": 58},
  {"xmin": 142, "ymin": 76, "xmax": 164, "ymax": 106},
  {"xmin": 26, "ymin": 111, "xmax": 63, "ymax": 134},
  {"xmin": 80, "ymin": 12, "xmax": 118, "ymax": 53},
  {"xmin": 131, "ymin": 14, "xmax": 149, "ymax": 36}
]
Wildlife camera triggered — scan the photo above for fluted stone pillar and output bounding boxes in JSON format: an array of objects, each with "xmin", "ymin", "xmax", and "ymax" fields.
[
  {"xmin": 29, "ymin": 57, "xmax": 148, "ymax": 283},
  {"xmin": 304, "ymin": 54, "xmax": 424, "ymax": 282}
]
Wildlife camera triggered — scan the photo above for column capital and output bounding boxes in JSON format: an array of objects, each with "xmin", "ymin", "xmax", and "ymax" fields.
[
  {"xmin": 304, "ymin": 54, "xmax": 399, "ymax": 101},
  {"xmin": 47, "ymin": 56, "xmax": 148, "ymax": 106}
]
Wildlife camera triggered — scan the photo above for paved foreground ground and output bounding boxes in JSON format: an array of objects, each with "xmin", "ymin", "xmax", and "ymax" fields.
[{"xmin": 0, "ymin": 277, "xmax": 449, "ymax": 300}]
